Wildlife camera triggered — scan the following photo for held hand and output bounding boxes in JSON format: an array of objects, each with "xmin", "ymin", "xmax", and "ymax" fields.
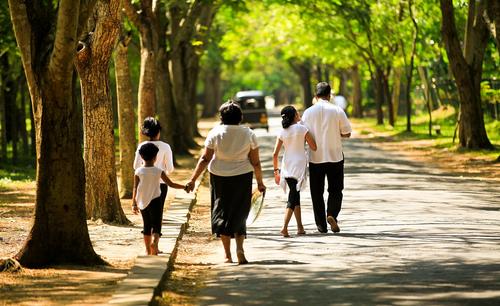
[{"xmin": 185, "ymin": 180, "xmax": 195, "ymax": 193}]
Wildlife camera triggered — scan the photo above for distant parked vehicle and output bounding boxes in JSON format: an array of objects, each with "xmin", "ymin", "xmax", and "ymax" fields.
[{"xmin": 234, "ymin": 90, "xmax": 269, "ymax": 131}]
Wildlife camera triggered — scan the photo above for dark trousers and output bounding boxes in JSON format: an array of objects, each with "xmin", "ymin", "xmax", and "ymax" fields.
[
  {"xmin": 309, "ymin": 161, "xmax": 344, "ymax": 232},
  {"xmin": 285, "ymin": 177, "xmax": 300, "ymax": 209}
]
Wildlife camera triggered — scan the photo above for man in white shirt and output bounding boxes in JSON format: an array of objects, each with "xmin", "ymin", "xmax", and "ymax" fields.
[{"xmin": 301, "ymin": 82, "xmax": 352, "ymax": 233}]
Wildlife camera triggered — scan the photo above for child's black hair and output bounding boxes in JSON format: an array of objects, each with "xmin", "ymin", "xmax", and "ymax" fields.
[
  {"xmin": 281, "ymin": 105, "xmax": 297, "ymax": 129},
  {"xmin": 139, "ymin": 143, "xmax": 159, "ymax": 162},
  {"xmin": 141, "ymin": 117, "xmax": 162, "ymax": 138}
]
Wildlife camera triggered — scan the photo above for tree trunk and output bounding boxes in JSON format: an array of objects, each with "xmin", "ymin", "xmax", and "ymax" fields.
[
  {"xmin": 404, "ymin": 0, "xmax": 418, "ymax": 132},
  {"xmin": 351, "ymin": 65, "xmax": 363, "ymax": 118},
  {"xmin": 392, "ymin": 67, "xmax": 402, "ymax": 121},
  {"xmin": 156, "ymin": 48, "xmax": 176, "ymax": 146},
  {"xmin": 202, "ymin": 65, "xmax": 222, "ymax": 118},
  {"xmin": 9, "ymin": 0, "xmax": 104, "ymax": 268},
  {"xmin": 115, "ymin": 34, "xmax": 137, "ymax": 199},
  {"xmin": 338, "ymin": 70, "xmax": 348, "ymax": 98},
  {"xmin": 6, "ymin": 76, "xmax": 18, "ymax": 164},
  {"xmin": 289, "ymin": 60, "xmax": 313, "ymax": 108},
  {"xmin": 0, "ymin": 72, "xmax": 7, "ymax": 162},
  {"xmin": 418, "ymin": 66, "xmax": 433, "ymax": 136},
  {"xmin": 374, "ymin": 68, "xmax": 385, "ymax": 125},
  {"xmin": 383, "ymin": 69, "xmax": 394, "ymax": 126},
  {"xmin": 76, "ymin": 0, "xmax": 129, "ymax": 224},
  {"xmin": 440, "ymin": 0, "xmax": 492, "ymax": 148}
]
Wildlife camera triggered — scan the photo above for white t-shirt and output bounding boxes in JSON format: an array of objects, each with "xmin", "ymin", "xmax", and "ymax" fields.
[
  {"xmin": 135, "ymin": 166, "xmax": 163, "ymax": 210},
  {"xmin": 279, "ymin": 123, "xmax": 309, "ymax": 191},
  {"xmin": 134, "ymin": 141, "xmax": 174, "ymax": 184},
  {"xmin": 205, "ymin": 124, "xmax": 258, "ymax": 177},
  {"xmin": 302, "ymin": 99, "xmax": 352, "ymax": 163}
]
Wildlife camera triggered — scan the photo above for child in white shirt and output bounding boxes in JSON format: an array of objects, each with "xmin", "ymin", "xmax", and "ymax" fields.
[
  {"xmin": 132, "ymin": 143, "xmax": 185, "ymax": 255},
  {"xmin": 272, "ymin": 106, "xmax": 317, "ymax": 237}
]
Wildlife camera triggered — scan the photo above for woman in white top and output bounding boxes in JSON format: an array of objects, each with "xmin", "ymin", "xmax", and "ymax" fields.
[
  {"xmin": 273, "ymin": 106, "xmax": 317, "ymax": 237},
  {"xmin": 186, "ymin": 101, "xmax": 266, "ymax": 264},
  {"xmin": 133, "ymin": 117, "xmax": 175, "ymax": 235}
]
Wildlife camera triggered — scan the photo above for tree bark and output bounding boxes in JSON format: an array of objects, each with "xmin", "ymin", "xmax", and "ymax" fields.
[
  {"xmin": 115, "ymin": 31, "xmax": 137, "ymax": 199},
  {"xmin": 76, "ymin": 0, "xmax": 129, "ymax": 224},
  {"xmin": 289, "ymin": 59, "xmax": 313, "ymax": 108},
  {"xmin": 202, "ymin": 65, "xmax": 222, "ymax": 118},
  {"xmin": 403, "ymin": 0, "xmax": 418, "ymax": 132},
  {"xmin": 18, "ymin": 78, "xmax": 30, "ymax": 156},
  {"xmin": 0, "ymin": 68, "xmax": 7, "ymax": 162},
  {"xmin": 440, "ymin": 0, "xmax": 492, "ymax": 149},
  {"xmin": 350, "ymin": 64, "xmax": 363, "ymax": 118},
  {"xmin": 8, "ymin": 0, "xmax": 105, "ymax": 267},
  {"xmin": 418, "ymin": 66, "xmax": 433, "ymax": 136},
  {"xmin": 391, "ymin": 67, "xmax": 402, "ymax": 121},
  {"xmin": 123, "ymin": 0, "xmax": 158, "ymax": 143},
  {"xmin": 373, "ymin": 67, "xmax": 385, "ymax": 125}
]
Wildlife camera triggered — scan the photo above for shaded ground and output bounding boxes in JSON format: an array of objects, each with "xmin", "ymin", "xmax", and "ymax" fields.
[
  {"xmin": 0, "ymin": 120, "xmax": 215, "ymax": 306},
  {"xmin": 157, "ymin": 118, "xmax": 500, "ymax": 306}
]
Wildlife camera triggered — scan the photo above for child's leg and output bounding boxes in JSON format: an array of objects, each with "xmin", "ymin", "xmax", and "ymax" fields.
[
  {"xmin": 150, "ymin": 197, "xmax": 163, "ymax": 256},
  {"xmin": 281, "ymin": 208, "xmax": 293, "ymax": 237},
  {"xmin": 294, "ymin": 206, "xmax": 305, "ymax": 234},
  {"xmin": 140, "ymin": 207, "xmax": 153, "ymax": 255}
]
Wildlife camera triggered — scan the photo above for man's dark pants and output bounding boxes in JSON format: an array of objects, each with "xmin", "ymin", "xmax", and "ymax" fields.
[{"xmin": 309, "ymin": 160, "xmax": 344, "ymax": 232}]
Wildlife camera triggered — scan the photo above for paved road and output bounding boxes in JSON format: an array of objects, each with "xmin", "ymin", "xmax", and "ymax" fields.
[{"xmin": 198, "ymin": 117, "xmax": 500, "ymax": 305}]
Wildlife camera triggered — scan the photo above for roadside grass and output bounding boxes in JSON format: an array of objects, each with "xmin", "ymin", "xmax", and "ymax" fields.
[
  {"xmin": 353, "ymin": 107, "xmax": 500, "ymax": 161},
  {"xmin": 0, "ymin": 163, "xmax": 35, "ymax": 192}
]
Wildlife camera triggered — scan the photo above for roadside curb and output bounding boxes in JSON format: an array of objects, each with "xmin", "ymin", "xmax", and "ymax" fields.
[{"xmin": 108, "ymin": 181, "xmax": 202, "ymax": 306}]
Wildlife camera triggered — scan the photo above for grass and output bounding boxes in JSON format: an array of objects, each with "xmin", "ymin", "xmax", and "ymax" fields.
[
  {"xmin": 353, "ymin": 107, "xmax": 500, "ymax": 160},
  {"xmin": 0, "ymin": 162, "xmax": 36, "ymax": 192}
]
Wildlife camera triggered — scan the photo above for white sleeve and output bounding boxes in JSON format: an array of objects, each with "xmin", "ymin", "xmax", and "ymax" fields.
[
  {"xmin": 250, "ymin": 131, "xmax": 259, "ymax": 149},
  {"xmin": 205, "ymin": 130, "xmax": 216, "ymax": 149},
  {"xmin": 339, "ymin": 111, "xmax": 352, "ymax": 134},
  {"xmin": 133, "ymin": 145, "xmax": 142, "ymax": 169},
  {"xmin": 163, "ymin": 144, "xmax": 174, "ymax": 174}
]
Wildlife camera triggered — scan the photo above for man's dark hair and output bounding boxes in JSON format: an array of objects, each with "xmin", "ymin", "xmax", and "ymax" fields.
[
  {"xmin": 219, "ymin": 100, "xmax": 242, "ymax": 125},
  {"xmin": 316, "ymin": 82, "xmax": 331, "ymax": 98},
  {"xmin": 141, "ymin": 117, "xmax": 162, "ymax": 138},
  {"xmin": 139, "ymin": 143, "xmax": 159, "ymax": 162}
]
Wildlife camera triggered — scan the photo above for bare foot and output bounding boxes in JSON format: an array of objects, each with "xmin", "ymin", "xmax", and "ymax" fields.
[
  {"xmin": 280, "ymin": 229, "xmax": 290, "ymax": 237},
  {"xmin": 150, "ymin": 244, "xmax": 159, "ymax": 256},
  {"xmin": 297, "ymin": 228, "xmax": 306, "ymax": 235},
  {"xmin": 236, "ymin": 250, "xmax": 248, "ymax": 265},
  {"xmin": 224, "ymin": 256, "xmax": 233, "ymax": 263}
]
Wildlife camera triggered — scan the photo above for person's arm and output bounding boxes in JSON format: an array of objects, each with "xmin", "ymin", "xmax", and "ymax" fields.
[
  {"xmin": 339, "ymin": 110, "xmax": 352, "ymax": 138},
  {"xmin": 305, "ymin": 131, "xmax": 317, "ymax": 151},
  {"xmin": 249, "ymin": 147, "xmax": 266, "ymax": 193},
  {"xmin": 161, "ymin": 171, "xmax": 185, "ymax": 189},
  {"xmin": 185, "ymin": 147, "xmax": 214, "ymax": 192},
  {"xmin": 272, "ymin": 138, "xmax": 283, "ymax": 185},
  {"xmin": 132, "ymin": 175, "xmax": 140, "ymax": 214}
]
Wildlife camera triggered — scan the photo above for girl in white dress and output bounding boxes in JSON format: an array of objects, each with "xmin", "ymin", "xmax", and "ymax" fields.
[{"xmin": 273, "ymin": 106, "xmax": 317, "ymax": 237}]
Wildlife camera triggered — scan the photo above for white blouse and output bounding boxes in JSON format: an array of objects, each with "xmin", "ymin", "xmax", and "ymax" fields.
[
  {"xmin": 278, "ymin": 123, "xmax": 309, "ymax": 192},
  {"xmin": 134, "ymin": 166, "xmax": 162, "ymax": 210},
  {"xmin": 205, "ymin": 124, "xmax": 259, "ymax": 177},
  {"xmin": 134, "ymin": 141, "xmax": 174, "ymax": 184}
]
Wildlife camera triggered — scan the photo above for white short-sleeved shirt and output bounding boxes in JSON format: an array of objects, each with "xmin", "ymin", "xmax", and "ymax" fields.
[
  {"xmin": 135, "ymin": 166, "xmax": 163, "ymax": 210},
  {"xmin": 279, "ymin": 123, "xmax": 309, "ymax": 191},
  {"xmin": 205, "ymin": 124, "xmax": 258, "ymax": 177},
  {"xmin": 302, "ymin": 99, "xmax": 352, "ymax": 163},
  {"xmin": 134, "ymin": 141, "xmax": 174, "ymax": 184}
]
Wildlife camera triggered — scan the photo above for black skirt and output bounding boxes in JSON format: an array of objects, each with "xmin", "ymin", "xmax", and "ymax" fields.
[{"xmin": 210, "ymin": 172, "xmax": 253, "ymax": 237}]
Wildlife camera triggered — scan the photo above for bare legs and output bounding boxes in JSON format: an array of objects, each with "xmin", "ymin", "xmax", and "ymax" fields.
[
  {"xmin": 143, "ymin": 235, "xmax": 152, "ymax": 255},
  {"xmin": 221, "ymin": 235, "xmax": 232, "ymax": 263},
  {"xmin": 220, "ymin": 234, "xmax": 248, "ymax": 264},
  {"xmin": 281, "ymin": 205, "xmax": 305, "ymax": 237}
]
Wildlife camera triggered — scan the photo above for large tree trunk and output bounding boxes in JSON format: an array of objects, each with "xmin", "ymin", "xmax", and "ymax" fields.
[
  {"xmin": 8, "ymin": 0, "xmax": 105, "ymax": 267},
  {"xmin": 440, "ymin": 0, "xmax": 492, "ymax": 149},
  {"xmin": 156, "ymin": 49, "xmax": 176, "ymax": 146},
  {"xmin": 76, "ymin": 0, "xmax": 128, "ymax": 224},
  {"xmin": 115, "ymin": 34, "xmax": 137, "ymax": 199},
  {"xmin": 350, "ymin": 65, "xmax": 363, "ymax": 118}
]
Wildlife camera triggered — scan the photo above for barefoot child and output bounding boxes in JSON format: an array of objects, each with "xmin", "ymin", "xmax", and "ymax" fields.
[
  {"xmin": 132, "ymin": 143, "xmax": 185, "ymax": 255},
  {"xmin": 272, "ymin": 106, "xmax": 317, "ymax": 237}
]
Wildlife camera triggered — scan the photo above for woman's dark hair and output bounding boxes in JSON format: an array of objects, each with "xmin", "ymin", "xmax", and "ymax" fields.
[
  {"xmin": 139, "ymin": 143, "xmax": 159, "ymax": 162},
  {"xmin": 316, "ymin": 82, "xmax": 331, "ymax": 98},
  {"xmin": 281, "ymin": 105, "xmax": 297, "ymax": 129},
  {"xmin": 141, "ymin": 117, "xmax": 161, "ymax": 138},
  {"xmin": 219, "ymin": 100, "xmax": 242, "ymax": 125}
]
